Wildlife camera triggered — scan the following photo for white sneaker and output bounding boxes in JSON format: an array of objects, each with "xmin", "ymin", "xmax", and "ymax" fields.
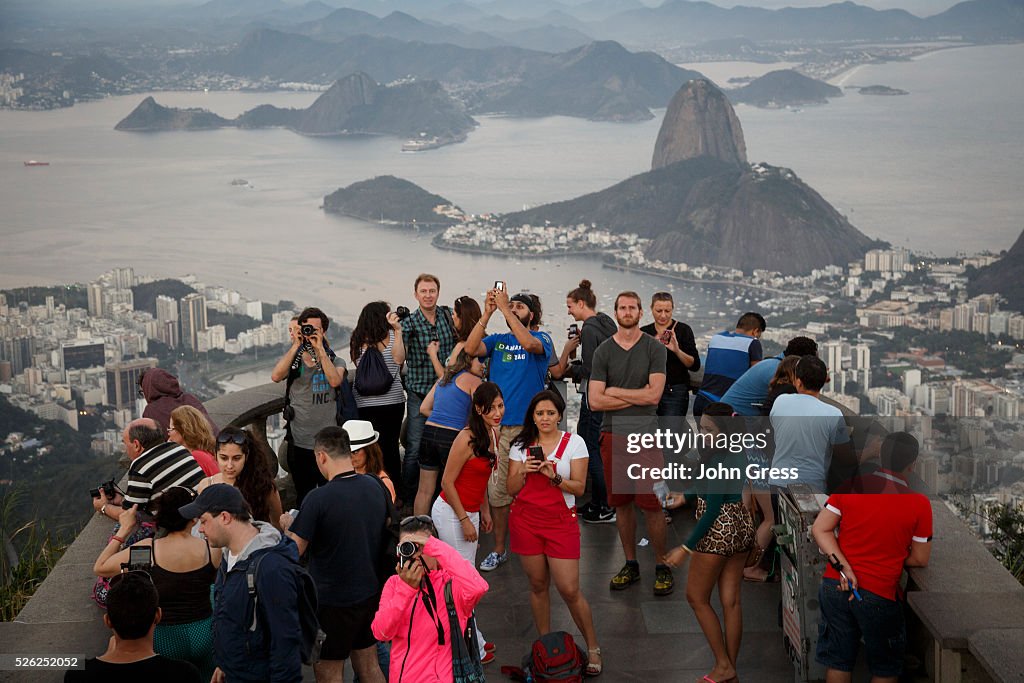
[{"xmin": 478, "ymin": 550, "xmax": 508, "ymax": 572}]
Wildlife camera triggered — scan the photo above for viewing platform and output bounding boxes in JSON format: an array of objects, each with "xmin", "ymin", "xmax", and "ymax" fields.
[{"xmin": 2, "ymin": 384, "xmax": 1022, "ymax": 682}]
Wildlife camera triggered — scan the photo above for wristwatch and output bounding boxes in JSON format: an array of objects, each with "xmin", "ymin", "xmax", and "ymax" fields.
[
  {"xmin": 550, "ymin": 474, "xmax": 564, "ymax": 487},
  {"xmin": 100, "ymin": 504, "xmax": 108, "ymax": 517}
]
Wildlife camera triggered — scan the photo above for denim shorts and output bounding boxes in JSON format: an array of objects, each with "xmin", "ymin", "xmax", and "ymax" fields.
[{"xmin": 815, "ymin": 578, "xmax": 906, "ymax": 677}]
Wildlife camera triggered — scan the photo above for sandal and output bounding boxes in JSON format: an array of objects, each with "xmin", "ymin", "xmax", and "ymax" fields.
[
  {"xmin": 586, "ymin": 647, "xmax": 603, "ymax": 676},
  {"xmin": 744, "ymin": 544, "xmax": 765, "ymax": 569}
]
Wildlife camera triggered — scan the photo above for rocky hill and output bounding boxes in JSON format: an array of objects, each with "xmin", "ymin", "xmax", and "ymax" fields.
[
  {"xmin": 323, "ymin": 176, "xmax": 462, "ymax": 226},
  {"xmin": 969, "ymin": 227, "xmax": 1024, "ymax": 312},
  {"xmin": 114, "ymin": 96, "xmax": 232, "ymax": 130},
  {"xmin": 652, "ymin": 78, "xmax": 746, "ymax": 169},
  {"xmin": 117, "ymin": 74, "xmax": 476, "ymax": 144},
  {"xmin": 728, "ymin": 69, "xmax": 842, "ymax": 108},
  {"xmin": 502, "ymin": 78, "xmax": 878, "ymax": 275}
]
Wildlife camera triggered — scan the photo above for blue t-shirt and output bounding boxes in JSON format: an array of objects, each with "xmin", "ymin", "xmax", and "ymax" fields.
[
  {"xmin": 289, "ymin": 472, "xmax": 385, "ymax": 607},
  {"xmin": 721, "ymin": 354, "xmax": 782, "ymax": 416},
  {"xmin": 482, "ymin": 331, "xmax": 554, "ymax": 426},
  {"xmin": 769, "ymin": 394, "xmax": 850, "ymax": 492},
  {"xmin": 699, "ymin": 330, "xmax": 762, "ymax": 401}
]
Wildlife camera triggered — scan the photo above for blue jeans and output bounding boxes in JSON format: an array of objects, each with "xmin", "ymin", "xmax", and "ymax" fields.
[
  {"xmin": 816, "ymin": 578, "xmax": 906, "ymax": 677},
  {"xmin": 403, "ymin": 392, "xmax": 427, "ymax": 500},
  {"xmin": 657, "ymin": 383, "xmax": 690, "ymax": 418},
  {"xmin": 578, "ymin": 394, "xmax": 608, "ymax": 509}
]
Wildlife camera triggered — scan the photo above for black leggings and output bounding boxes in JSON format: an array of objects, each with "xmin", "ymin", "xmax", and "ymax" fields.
[
  {"xmin": 287, "ymin": 444, "xmax": 327, "ymax": 507},
  {"xmin": 357, "ymin": 402, "xmax": 406, "ymax": 491}
]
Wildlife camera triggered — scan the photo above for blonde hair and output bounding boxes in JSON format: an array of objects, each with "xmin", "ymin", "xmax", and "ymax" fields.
[{"xmin": 170, "ymin": 405, "xmax": 215, "ymax": 453}]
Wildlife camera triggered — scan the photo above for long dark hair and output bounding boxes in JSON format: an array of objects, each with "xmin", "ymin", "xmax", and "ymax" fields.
[
  {"xmin": 217, "ymin": 426, "xmax": 277, "ymax": 523},
  {"xmin": 467, "ymin": 382, "xmax": 502, "ymax": 460},
  {"xmin": 454, "ymin": 296, "xmax": 482, "ymax": 343},
  {"xmin": 441, "ymin": 349, "xmax": 475, "ymax": 386},
  {"xmin": 511, "ymin": 390, "xmax": 565, "ymax": 451},
  {"xmin": 153, "ymin": 485, "xmax": 195, "ymax": 533},
  {"xmin": 350, "ymin": 301, "xmax": 391, "ymax": 362}
]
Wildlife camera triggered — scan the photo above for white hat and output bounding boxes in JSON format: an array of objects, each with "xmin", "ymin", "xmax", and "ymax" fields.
[{"xmin": 342, "ymin": 419, "xmax": 379, "ymax": 450}]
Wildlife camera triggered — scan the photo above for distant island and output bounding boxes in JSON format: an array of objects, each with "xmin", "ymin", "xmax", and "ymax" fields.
[
  {"xmin": 115, "ymin": 73, "xmax": 476, "ymax": 149},
  {"xmin": 858, "ymin": 85, "xmax": 910, "ymax": 96},
  {"xmin": 727, "ymin": 70, "xmax": 842, "ymax": 108},
  {"xmin": 323, "ymin": 176, "xmax": 464, "ymax": 227}
]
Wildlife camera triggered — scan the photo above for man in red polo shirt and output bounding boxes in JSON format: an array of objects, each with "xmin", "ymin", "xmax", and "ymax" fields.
[{"xmin": 811, "ymin": 432, "xmax": 932, "ymax": 683}]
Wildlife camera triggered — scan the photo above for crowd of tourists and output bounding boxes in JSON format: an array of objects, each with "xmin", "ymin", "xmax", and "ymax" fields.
[{"xmin": 76, "ymin": 273, "xmax": 931, "ymax": 683}]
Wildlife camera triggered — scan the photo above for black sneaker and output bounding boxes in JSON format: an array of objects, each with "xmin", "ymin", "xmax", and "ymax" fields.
[
  {"xmin": 653, "ymin": 565, "xmax": 675, "ymax": 596},
  {"xmin": 581, "ymin": 505, "xmax": 617, "ymax": 524}
]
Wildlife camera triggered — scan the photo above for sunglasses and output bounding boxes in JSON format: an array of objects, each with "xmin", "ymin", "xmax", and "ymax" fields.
[
  {"xmin": 400, "ymin": 514, "xmax": 434, "ymax": 528},
  {"xmin": 216, "ymin": 432, "xmax": 247, "ymax": 445}
]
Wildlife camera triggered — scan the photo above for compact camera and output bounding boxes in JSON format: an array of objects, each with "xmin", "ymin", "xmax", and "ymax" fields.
[{"xmin": 300, "ymin": 323, "xmax": 316, "ymax": 337}]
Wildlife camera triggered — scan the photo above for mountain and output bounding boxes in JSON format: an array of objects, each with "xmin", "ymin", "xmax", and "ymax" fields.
[
  {"xmin": 969, "ymin": 228, "xmax": 1024, "ymax": 312},
  {"xmin": 117, "ymin": 74, "xmax": 477, "ymax": 143},
  {"xmin": 295, "ymin": 8, "xmax": 502, "ymax": 49},
  {"xmin": 323, "ymin": 175, "xmax": 462, "ymax": 225},
  {"xmin": 499, "ymin": 78, "xmax": 877, "ymax": 275},
  {"xmin": 480, "ymin": 41, "xmax": 702, "ymax": 120},
  {"xmin": 728, "ymin": 69, "xmax": 843, "ymax": 108},
  {"xmin": 652, "ymin": 78, "xmax": 746, "ymax": 170},
  {"xmin": 208, "ymin": 31, "xmax": 702, "ymax": 121},
  {"xmin": 114, "ymin": 96, "xmax": 232, "ymax": 130},
  {"xmin": 926, "ymin": 0, "xmax": 1024, "ymax": 40}
]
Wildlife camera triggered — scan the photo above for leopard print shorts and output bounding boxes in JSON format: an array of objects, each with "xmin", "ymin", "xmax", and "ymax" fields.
[{"xmin": 693, "ymin": 499, "xmax": 755, "ymax": 557}]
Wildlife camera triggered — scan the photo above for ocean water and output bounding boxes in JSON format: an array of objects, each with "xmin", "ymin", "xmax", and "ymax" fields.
[{"xmin": 1, "ymin": 44, "xmax": 1021, "ymax": 334}]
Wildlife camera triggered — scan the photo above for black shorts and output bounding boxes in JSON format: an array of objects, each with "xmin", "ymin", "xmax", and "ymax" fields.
[
  {"xmin": 318, "ymin": 596, "xmax": 378, "ymax": 661},
  {"xmin": 418, "ymin": 424, "xmax": 460, "ymax": 471}
]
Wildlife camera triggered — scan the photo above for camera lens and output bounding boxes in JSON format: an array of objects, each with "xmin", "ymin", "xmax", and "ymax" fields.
[
  {"xmin": 398, "ymin": 540, "xmax": 418, "ymax": 559},
  {"xmin": 300, "ymin": 323, "xmax": 315, "ymax": 336},
  {"xmin": 395, "ymin": 306, "xmax": 410, "ymax": 320}
]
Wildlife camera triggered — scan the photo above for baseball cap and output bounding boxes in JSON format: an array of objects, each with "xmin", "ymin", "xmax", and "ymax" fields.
[{"xmin": 178, "ymin": 483, "xmax": 248, "ymax": 519}]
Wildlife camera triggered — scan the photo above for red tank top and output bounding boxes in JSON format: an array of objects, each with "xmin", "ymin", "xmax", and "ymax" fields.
[{"xmin": 441, "ymin": 454, "xmax": 493, "ymax": 512}]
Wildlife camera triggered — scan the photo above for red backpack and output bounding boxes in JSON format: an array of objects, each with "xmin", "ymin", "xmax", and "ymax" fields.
[{"xmin": 502, "ymin": 631, "xmax": 587, "ymax": 682}]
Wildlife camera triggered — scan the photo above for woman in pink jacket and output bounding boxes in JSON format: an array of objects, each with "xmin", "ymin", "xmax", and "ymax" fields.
[{"xmin": 372, "ymin": 516, "xmax": 489, "ymax": 683}]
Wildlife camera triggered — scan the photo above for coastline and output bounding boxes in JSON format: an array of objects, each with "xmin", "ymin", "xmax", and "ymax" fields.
[
  {"xmin": 827, "ymin": 42, "xmax": 976, "ymax": 86},
  {"xmin": 601, "ymin": 260, "xmax": 812, "ymax": 298},
  {"xmin": 430, "ymin": 235, "xmax": 613, "ymax": 259}
]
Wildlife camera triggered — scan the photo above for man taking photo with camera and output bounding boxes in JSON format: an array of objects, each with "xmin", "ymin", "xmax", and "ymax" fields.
[{"xmin": 271, "ymin": 306, "xmax": 346, "ymax": 505}]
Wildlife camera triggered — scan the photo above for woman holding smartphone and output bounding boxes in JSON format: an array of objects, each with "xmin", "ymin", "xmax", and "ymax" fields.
[
  {"xmin": 507, "ymin": 390, "xmax": 602, "ymax": 676},
  {"xmin": 640, "ymin": 291, "xmax": 700, "ymax": 418}
]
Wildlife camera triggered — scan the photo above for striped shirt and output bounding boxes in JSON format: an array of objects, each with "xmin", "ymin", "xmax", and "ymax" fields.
[
  {"xmin": 123, "ymin": 442, "xmax": 205, "ymax": 508},
  {"xmin": 353, "ymin": 330, "xmax": 406, "ymax": 408},
  {"xmin": 698, "ymin": 330, "xmax": 762, "ymax": 401}
]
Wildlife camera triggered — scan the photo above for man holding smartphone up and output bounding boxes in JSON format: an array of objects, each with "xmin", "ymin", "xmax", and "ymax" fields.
[{"xmin": 464, "ymin": 282, "xmax": 554, "ymax": 572}]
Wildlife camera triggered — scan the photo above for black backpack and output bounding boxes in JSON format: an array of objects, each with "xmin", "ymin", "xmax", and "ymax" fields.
[
  {"xmin": 245, "ymin": 550, "xmax": 326, "ymax": 666},
  {"xmin": 354, "ymin": 346, "xmax": 395, "ymax": 396}
]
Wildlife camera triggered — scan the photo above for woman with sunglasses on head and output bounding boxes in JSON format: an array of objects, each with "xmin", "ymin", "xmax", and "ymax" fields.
[
  {"xmin": 168, "ymin": 405, "xmax": 219, "ymax": 476},
  {"xmin": 93, "ymin": 486, "xmax": 221, "ymax": 683},
  {"xmin": 372, "ymin": 515, "xmax": 489, "ymax": 683},
  {"xmin": 428, "ymin": 295, "xmax": 482, "ymax": 378},
  {"xmin": 662, "ymin": 402, "xmax": 755, "ymax": 683},
  {"xmin": 507, "ymin": 389, "xmax": 602, "ymax": 676},
  {"xmin": 196, "ymin": 427, "xmax": 284, "ymax": 530},
  {"xmin": 430, "ymin": 381, "xmax": 502, "ymax": 663},
  {"xmin": 413, "ymin": 350, "xmax": 487, "ymax": 515}
]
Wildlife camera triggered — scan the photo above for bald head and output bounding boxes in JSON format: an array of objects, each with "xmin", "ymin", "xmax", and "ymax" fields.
[{"xmin": 122, "ymin": 418, "xmax": 164, "ymax": 459}]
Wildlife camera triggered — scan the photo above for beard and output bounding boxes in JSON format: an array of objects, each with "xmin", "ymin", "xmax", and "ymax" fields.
[
  {"xmin": 509, "ymin": 312, "xmax": 532, "ymax": 329},
  {"xmin": 616, "ymin": 313, "xmax": 639, "ymax": 329}
]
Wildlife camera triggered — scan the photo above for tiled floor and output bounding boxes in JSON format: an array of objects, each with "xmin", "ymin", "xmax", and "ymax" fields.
[{"xmin": 471, "ymin": 507, "xmax": 798, "ymax": 682}]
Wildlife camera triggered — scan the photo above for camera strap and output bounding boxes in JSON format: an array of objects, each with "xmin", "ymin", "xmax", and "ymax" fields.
[{"xmin": 418, "ymin": 571, "xmax": 445, "ymax": 646}]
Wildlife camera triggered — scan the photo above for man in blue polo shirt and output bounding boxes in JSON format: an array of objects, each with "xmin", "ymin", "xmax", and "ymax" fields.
[
  {"xmin": 693, "ymin": 312, "xmax": 765, "ymax": 418},
  {"xmin": 722, "ymin": 336, "xmax": 818, "ymax": 416},
  {"xmin": 464, "ymin": 285, "xmax": 554, "ymax": 571}
]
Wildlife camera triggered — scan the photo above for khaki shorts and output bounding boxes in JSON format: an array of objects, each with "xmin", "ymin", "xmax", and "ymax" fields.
[{"xmin": 487, "ymin": 425, "xmax": 522, "ymax": 508}]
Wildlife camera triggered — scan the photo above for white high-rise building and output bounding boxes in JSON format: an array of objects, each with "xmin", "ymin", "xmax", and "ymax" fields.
[{"xmin": 903, "ymin": 369, "xmax": 922, "ymax": 398}]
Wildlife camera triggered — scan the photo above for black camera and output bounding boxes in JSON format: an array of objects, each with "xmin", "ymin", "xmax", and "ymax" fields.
[
  {"xmin": 397, "ymin": 540, "xmax": 420, "ymax": 567},
  {"xmin": 300, "ymin": 323, "xmax": 316, "ymax": 337},
  {"xmin": 90, "ymin": 479, "xmax": 117, "ymax": 499},
  {"xmin": 395, "ymin": 306, "xmax": 411, "ymax": 321}
]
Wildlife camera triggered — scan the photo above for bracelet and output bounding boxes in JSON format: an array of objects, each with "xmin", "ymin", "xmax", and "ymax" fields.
[
  {"xmin": 680, "ymin": 544, "xmax": 692, "ymax": 555},
  {"xmin": 111, "ymin": 535, "xmax": 125, "ymax": 545},
  {"xmin": 475, "ymin": 319, "xmax": 486, "ymax": 328},
  {"xmin": 100, "ymin": 504, "xmax": 107, "ymax": 517},
  {"xmin": 459, "ymin": 516, "xmax": 469, "ymax": 522},
  {"xmin": 550, "ymin": 474, "xmax": 564, "ymax": 487}
]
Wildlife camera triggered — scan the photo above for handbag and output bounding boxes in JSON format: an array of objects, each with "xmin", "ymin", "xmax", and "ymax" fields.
[{"xmin": 444, "ymin": 580, "xmax": 485, "ymax": 682}]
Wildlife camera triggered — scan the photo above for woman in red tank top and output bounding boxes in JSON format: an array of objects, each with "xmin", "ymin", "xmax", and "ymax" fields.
[
  {"xmin": 508, "ymin": 390, "xmax": 602, "ymax": 676},
  {"xmin": 431, "ymin": 381, "xmax": 504, "ymax": 663}
]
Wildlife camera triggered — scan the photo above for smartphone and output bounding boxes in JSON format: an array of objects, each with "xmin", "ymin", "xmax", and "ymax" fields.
[
  {"xmin": 660, "ymin": 329, "xmax": 672, "ymax": 344},
  {"xmin": 653, "ymin": 481, "xmax": 670, "ymax": 508},
  {"xmin": 494, "ymin": 280, "xmax": 505, "ymax": 292},
  {"xmin": 567, "ymin": 323, "xmax": 579, "ymax": 339},
  {"xmin": 128, "ymin": 544, "xmax": 153, "ymax": 569},
  {"xmin": 528, "ymin": 445, "xmax": 545, "ymax": 461}
]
